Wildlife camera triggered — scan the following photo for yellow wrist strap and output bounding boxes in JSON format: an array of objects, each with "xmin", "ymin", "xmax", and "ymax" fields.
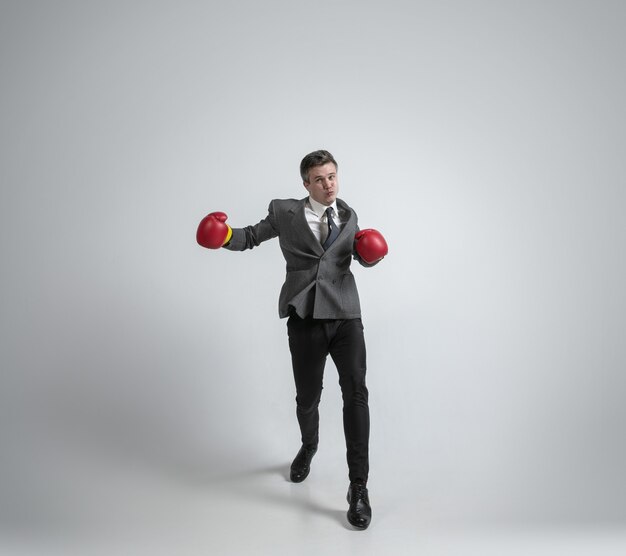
[{"xmin": 222, "ymin": 225, "xmax": 233, "ymax": 246}]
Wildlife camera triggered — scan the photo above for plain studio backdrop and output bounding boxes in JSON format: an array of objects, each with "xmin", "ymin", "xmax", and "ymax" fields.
[{"xmin": 1, "ymin": 1, "xmax": 625, "ymax": 554}]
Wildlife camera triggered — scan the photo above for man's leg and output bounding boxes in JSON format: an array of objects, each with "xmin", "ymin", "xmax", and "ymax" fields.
[
  {"xmin": 328, "ymin": 318, "xmax": 372, "ymax": 529},
  {"xmin": 328, "ymin": 318, "xmax": 370, "ymax": 484},
  {"xmin": 287, "ymin": 315, "xmax": 328, "ymax": 458}
]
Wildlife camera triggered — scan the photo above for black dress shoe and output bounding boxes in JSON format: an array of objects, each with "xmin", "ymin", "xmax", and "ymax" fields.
[
  {"xmin": 290, "ymin": 444, "xmax": 317, "ymax": 483},
  {"xmin": 346, "ymin": 482, "xmax": 372, "ymax": 529}
]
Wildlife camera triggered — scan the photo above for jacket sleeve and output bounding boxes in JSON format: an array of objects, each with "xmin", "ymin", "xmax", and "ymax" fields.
[{"xmin": 222, "ymin": 201, "xmax": 279, "ymax": 251}]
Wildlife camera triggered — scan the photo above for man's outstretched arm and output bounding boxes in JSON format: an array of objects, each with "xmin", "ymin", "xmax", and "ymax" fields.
[{"xmin": 197, "ymin": 202, "xmax": 279, "ymax": 252}]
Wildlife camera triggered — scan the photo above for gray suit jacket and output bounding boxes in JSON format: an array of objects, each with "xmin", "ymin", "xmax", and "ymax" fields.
[{"xmin": 224, "ymin": 197, "xmax": 366, "ymax": 319}]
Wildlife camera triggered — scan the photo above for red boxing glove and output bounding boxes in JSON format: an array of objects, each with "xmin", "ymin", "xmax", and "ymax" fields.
[
  {"xmin": 355, "ymin": 228, "xmax": 388, "ymax": 264},
  {"xmin": 196, "ymin": 211, "xmax": 233, "ymax": 249}
]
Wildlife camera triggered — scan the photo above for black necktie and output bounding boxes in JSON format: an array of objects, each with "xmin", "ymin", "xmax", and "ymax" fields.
[{"xmin": 322, "ymin": 207, "xmax": 340, "ymax": 250}]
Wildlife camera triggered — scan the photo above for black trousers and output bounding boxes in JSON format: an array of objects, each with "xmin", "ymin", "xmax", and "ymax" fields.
[{"xmin": 287, "ymin": 314, "xmax": 370, "ymax": 483}]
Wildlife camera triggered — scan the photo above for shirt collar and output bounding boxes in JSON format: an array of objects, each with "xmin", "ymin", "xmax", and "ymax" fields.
[{"xmin": 307, "ymin": 196, "xmax": 338, "ymax": 218}]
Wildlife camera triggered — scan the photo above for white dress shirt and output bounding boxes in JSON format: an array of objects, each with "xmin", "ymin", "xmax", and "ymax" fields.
[{"xmin": 304, "ymin": 196, "xmax": 343, "ymax": 244}]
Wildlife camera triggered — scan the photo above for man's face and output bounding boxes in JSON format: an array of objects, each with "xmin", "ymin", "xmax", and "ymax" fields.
[{"xmin": 304, "ymin": 162, "xmax": 339, "ymax": 206}]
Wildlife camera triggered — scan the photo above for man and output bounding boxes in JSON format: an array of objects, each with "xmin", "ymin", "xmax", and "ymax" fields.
[{"xmin": 197, "ymin": 150, "xmax": 388, "ymax": 529}]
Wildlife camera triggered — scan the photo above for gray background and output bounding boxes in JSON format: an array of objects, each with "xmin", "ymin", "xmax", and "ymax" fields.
[{"xmin": 1, "ymin": 0, "xmax": 625, "ymax": 553}]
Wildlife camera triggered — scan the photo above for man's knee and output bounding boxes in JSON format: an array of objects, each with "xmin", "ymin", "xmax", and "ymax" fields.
[
  {"xmin": 339, "ymin": 375, "xmax": 368, "ymax": 405},
  {"xmin": 296, "ymin": 390, "xmax": 323, "ymax": 414}
]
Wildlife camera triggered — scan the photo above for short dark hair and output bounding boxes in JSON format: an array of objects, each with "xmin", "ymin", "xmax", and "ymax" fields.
[{"xmin": 300, "ymin": 150, "xmax": 338, "ymax": 183}]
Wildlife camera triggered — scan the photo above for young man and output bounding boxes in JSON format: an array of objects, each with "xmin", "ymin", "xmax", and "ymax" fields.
[{"xmin": 197, "ymin": 150, "xmax": 388, "ymax": 529}]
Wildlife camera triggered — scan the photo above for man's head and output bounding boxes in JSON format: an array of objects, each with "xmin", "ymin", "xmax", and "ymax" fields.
[{"xmin": 300, "ymin": 150, "xmax": 339, "ymax": 206}]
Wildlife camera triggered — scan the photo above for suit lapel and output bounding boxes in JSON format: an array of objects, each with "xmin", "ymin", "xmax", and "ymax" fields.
[
  {"xmin": 288, "ymin": 198, "xmax": 325, "ymax": 256},
  {"xmin": 285, "ymin": 198, "xmax": 355, "ymax": 256}
]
